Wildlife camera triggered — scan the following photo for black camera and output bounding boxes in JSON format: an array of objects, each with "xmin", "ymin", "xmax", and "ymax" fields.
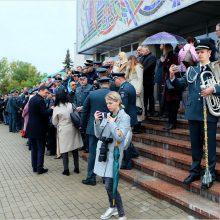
[{"xmin": 98, "ymin": 137, "xmax": 113, "ymax": 162}]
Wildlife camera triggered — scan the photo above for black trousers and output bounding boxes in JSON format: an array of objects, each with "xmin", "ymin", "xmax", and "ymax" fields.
[
  {"xmin": 167, "ymin": 100, "xmax": 180, "ymax": 125},
  {"xmin": 30, "ymin": 138, "xmax": 46, "ymax": 172},
  {"xmin": 47, "ymin": 125, "xmax": 56, "ymax": 155},
  {"xmin": 144, "ymin": 83, "xmax": 155, "ymax": 114},
  {"xmin": 188, "ymin": 120, "xmax": 217, "ymax": 180},
  {"xmin": 62, "ymin": 150, "xmax": 79, "ymax": 171}
]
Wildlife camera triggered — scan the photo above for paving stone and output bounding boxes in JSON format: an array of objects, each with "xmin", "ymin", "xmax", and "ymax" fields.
[{"xmin": 0, "ymin": 124, "xmax": 192, "ymax": 219}]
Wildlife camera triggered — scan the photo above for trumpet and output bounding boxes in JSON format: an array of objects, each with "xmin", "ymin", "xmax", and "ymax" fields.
[{"xmin": 200, "ymin": 70, "xmax": 220, "ymax": 117}]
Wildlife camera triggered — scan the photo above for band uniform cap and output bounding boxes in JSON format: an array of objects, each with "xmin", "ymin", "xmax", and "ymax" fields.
[
  {"xmin": 94, "ymin": 61, "xmax": 102, "ymax": 65},
  {"xmin": 97, "ymin": 77, "xmax": 111, "ymax": 83},
  {"xmin": 111, "ymin": 72, "xmax": 126, "ymax": 77},
  {"xmin": 96, "ymin": 68, "xmax": 108, "ymax": 73},
  {"xmin": 102, "ymin": 64, "xmax": 111, "ymax": 69},
  {"xmin": 195, "ymin": 38, "xmax": 215, "ymax": 51},
  {"xmin": 86, "ymin": 59, "xmax": 94, "ymax": 64}
]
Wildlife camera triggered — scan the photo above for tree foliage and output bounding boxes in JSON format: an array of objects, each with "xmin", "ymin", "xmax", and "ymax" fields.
[
  {"xmin": 62, "ymin": 49, "xmax": 73, "ymax": 69},
  {"xmin": 0, "ymin": 57, "xmax": 43, "ymax": 94}
]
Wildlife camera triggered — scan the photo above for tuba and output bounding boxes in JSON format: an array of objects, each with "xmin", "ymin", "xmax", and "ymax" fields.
[{"xmin": 200, "ymin": 63, "xmax": 220, "ymax": 117}]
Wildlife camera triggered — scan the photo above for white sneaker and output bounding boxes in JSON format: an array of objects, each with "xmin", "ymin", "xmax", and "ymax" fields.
[
  {"xmin": 100, "ymin": 207, "xmax": 118, "ymax": 220},
  {"xmin": 118, "ymin": 216, "xmax": 127, "ymax": 220}
]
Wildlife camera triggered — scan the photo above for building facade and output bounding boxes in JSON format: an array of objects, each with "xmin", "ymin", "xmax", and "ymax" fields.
[{"xmin": 76, "ymin": 0, "xmax": 220, "ymax": 60}]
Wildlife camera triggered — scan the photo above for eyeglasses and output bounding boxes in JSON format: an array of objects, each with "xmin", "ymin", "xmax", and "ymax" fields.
[{"xmin": 71, "ymin": 84, "xmax": 77, "ymax": 86}]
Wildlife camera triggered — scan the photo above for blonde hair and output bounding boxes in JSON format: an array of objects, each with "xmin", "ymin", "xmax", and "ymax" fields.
[
  {"xmin": 118, "ymin": 52, "xmax": 128, "ymax": 63},
  {"xmin": 126, "ymin": 55, "xmax": 143, "ymax": 79},
  {"xmin": 105, "ymin": 91, "xmax": 124, "ymax": 109}
]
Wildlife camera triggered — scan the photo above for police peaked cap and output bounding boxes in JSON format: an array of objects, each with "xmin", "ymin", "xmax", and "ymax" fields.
[
  {"xmin": 96, "ymin": 68, "xmax": 108, "ymax": 73},
  {"xmin": 86, "ymin": 59, "xmax": 94, "ymax": 64},
  {"xmin": 94, "ymin": 61, "xmax": 102, "ymax": 65},
  {"xmin": 111, "ymin": 72, "xmax": 126, "ymax": 77},
  {"xmin": 195, "ymin": 38, "xmax": 215, "ymax": 51},
  {"xmin": 10, "ymin": 89, "xmax": 16, "ymax": 94},
  {"xmin": 79, "ymin": 73, "xmax": 88, "ymax": 78},
  {"xmin": 73, "ymin": 71, "xmax": 81, "ymax": 76},
  {"xmin": 102, "ymin": 64, "xmax": 111, "ymax": 69},
  {"xmin": 97, "ymin": 77, "xmax": 111, "ymax": 83},
  {"xmin": 84, "ymin": 62, "xmax": 93, "ymax": 67},
  {"xmin": 54, "ymin": 77, "xmax": 62, "ymax": 82},
  {"xmin": 28, "ymin": 88, "xmax": 38, "ymax": 94}
]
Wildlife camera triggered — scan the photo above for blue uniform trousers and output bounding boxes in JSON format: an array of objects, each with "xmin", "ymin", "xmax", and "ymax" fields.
[
  {"xmin": 9, "ymin": 113, "xmax": 17, "ymax": 132},
  {"xmin": 189, "ymin": 120, "xmax": 217, "ymax": 180},
  {"xmin": 87, "ymin": 134, "xmax": 98, "ymax": 181},
  {"xmin": 30, "ymin": 138, "xmax": 46, "ymax": 172}
]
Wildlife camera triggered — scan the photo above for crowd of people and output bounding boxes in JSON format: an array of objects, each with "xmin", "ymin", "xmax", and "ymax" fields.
[{"xmin": 0, "ymin": 23, "xmax": 220, "ymax": 219}]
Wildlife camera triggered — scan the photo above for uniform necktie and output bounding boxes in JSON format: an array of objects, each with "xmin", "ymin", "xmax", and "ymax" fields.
[{"xmin": 201, "ymin": 65, "xmax": 205, "ymax": 73}]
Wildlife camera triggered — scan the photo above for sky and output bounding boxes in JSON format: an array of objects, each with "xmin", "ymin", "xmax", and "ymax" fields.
[{"xmin": 0, "ymin": 0, "xmax": 77, "ymax": 74}]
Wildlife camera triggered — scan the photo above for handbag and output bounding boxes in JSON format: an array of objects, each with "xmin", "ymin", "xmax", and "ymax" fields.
[
  {"xmin": 70, "ymin": 103, "xmax": 81, "ymax": 129},
  {"xmin": 136, "ymin": 106, "xmax": 143, "ymax": 115},
  {"xmin": 136, "ymin": 96, "xmax": 143, "ymax": 115},
  {"xmin": 183, "ymin": 46, "xmax": 196, "ymax": 66},
  {"xmin": 165, "ymin": 79, "xmax": 175, "ymax": 90}
]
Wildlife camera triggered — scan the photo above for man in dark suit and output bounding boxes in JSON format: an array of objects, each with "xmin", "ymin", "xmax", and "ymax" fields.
[
  {"xmin": 81, "ymin": 77, "xmax": 111, "ymax": 185},
  {"xmin": 169, "ymin": 38, "xmax": 219, "ymax": 189},
  {"xmin": 26, "ymin": 85, "xmax": 52, "ymax": 174},
  {"xmin": 140, "ymin": 45, "xmax": 157, "ymax": 116}
]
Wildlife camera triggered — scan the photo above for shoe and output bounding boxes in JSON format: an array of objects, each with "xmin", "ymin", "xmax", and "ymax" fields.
[
  {"xmin": 74, "ymin": 168, "xmax": 80, "ymax": 174},
  {"xmin": 201, "ymin": 180, "xmax": 214, "ymax": 189},
  {"xmin": 82, "ymin": 179, "xmax": 96, "ymax": 186},
  {"xmin": 163, "ymin": 124, "xmax": 176, "ymax": 130},
  {"xmin": 79, "ymin": 146, "xmax": 86, "ymax": 151},
  {"xmin": 183, "ymin": 175, "xmax": 200, "ymax": 185},
  {"xmin": 38, "ymin": 168, "xmax": 48, "ymax": 175},
  {"xmin": 54, "ymin": 155, "xmax": 62, "ymax": 159},
  {"xmin": 62, "ymin": 169, "xmax": 70, "ymax": 176},
  {"xmin": 118, "ymin": 216, "xmax": 127, "ymax": 220},
  {"xmin": 33, "ymin": 168, "xmax": 37, "ymax": 172},
  {"xmin": 100, "ymin": 207, "xmax": 118, "ymax": 220}
]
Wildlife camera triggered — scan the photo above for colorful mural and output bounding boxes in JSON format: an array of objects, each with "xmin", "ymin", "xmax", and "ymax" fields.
[{"xmin": 77, "ymin": 0, "xmax": 200, "ymax": 52}]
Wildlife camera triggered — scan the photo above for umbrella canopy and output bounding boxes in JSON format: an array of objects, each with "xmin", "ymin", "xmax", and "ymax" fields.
[
  {"xmin": 142, "ymin": 31, "xmax": 186, "ymax": 45},
  {"xmin": 112, "ymin": 143, "xmax": 120, "ymax": 207}
]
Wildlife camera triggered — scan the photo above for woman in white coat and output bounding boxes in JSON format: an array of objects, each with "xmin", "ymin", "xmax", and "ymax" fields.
[
  {"xmin": 126, "ymin": 55, "xmax": 144, "ymax": 132},
  {"xmin": 94, "ymin": 91, "xmax": 130, "ymax": 220},
  {"xmin": 52, "ymin": 91, "xmax": 83, "ymax": 176}
]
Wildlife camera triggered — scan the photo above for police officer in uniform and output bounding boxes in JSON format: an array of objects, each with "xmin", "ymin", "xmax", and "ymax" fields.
[
  {"xmin": 85, "ymin": 60, "xmax": 98, "ymax": 84},
  {"xmin": 111, "ymin": 72, "xmax": 138, "ymax": 169},
  {"xmin": 54, "ymin": 77, "xmax": 66, "ymax": 94},
  {"xmin": 7, "ymin": 90, "xmax": 21, "ymax": 132},
  {"xmin": 169, "ymin": 38, "xmax": 219, "ymax": 188},
  {"xmin": 111, "ymin": 72, "xmax": 137, "ymax": 127},
  {"xmin": 74, "ymin": 73, "xmax": 93, "ymax": 114},
  {"xmin": 81, "ymin": 77, "xmax": 111, "ymax": 185}
]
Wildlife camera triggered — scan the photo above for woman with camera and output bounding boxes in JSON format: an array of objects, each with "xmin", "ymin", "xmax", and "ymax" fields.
[{"xmin": 94, "ymin": 91, "xmax": 131, "ymax": 220}]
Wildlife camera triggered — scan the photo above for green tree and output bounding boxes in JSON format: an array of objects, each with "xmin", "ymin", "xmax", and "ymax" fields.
[
  {"xmin": 63, "ymin": 49, "xmax": 73, "ymax": 69},
  {"xmin": 0, "ymin": 58, "xmax": 44, "ymax": 94}
]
